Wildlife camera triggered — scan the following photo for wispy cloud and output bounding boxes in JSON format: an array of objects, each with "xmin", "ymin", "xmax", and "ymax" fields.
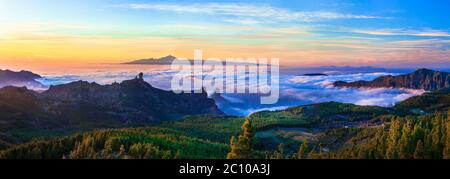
[
  {"xmin": 352, "ymin": 29, "xmax": 450, "ymax": 37},
  {"xmin": 386, "ymin": 39, "xmax": 450, "ymax": 49},
  {"xmin": 222, "ymin": 18, "xmax": 262, "ymax": 25},
  {"xmin": 118, "ymin": 3, "xmax": 384, "ymax": 23}
]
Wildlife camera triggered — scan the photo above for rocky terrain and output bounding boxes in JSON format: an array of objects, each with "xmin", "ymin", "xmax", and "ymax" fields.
[
  {"xmin": 334, "ymin": 69, "xmax": 450, "ymax": 91},
  {"xmin": 0, "ymin": 69, "xmax": 46, "ymax": 89},
  {"xmin": 0, "ymin": 73, "xmax": 223, "ymax": 135}
]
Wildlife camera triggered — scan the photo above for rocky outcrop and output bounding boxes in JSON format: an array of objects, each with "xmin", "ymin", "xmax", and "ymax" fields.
[
  {"xmin": 0, "ymin": 73, "xmax": 223, "ymax": 131},
  {"xmin": 0, "ymin": 69, "xmax": 45, "ymax": 89},
  {"xmin": 334, "ymin": 69, "xmax": 450, "ymax": 91}
]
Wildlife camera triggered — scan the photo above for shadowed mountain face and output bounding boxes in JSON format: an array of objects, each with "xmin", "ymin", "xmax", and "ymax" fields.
[
  {"xmin": 0, "ymin": 74, "xmax": 223, "ymax": 133},
  {"xmin": 334, "ymin": 69, "xmax": 450, "ymax": 91},
  {"xmin": 0, "ymin": 70, "xmax": 45, "ymax": 89},
  {"xmin": 395, "ymin": 89, "xmax": 450, "ymax": 114}
]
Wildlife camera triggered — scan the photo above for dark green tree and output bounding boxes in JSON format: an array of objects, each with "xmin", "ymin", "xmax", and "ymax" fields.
[
  {"xmin": 414, "ymin": 140, "xmax": 424, "ymax": 159},
  {"xmin": 227, "ymin": 118, "xmax": 255, "ymax": 159},
  {"xmin": 386, "ymin": 119, "xmax": 402, "ymax": 159},
  {"xmin": 399, "ymin": 120, "xmax": 412, "ymax": 159},
  {"xmin": 297, "ymin": 140, "xmax": 308, "ymax": 159},
  {"xmin": 102, "ymin": 140, "xmax": 114, "ymax": 159},
  {"xmin": 119, "ymin": 145, "xmax": 126, "ymax": 159},
  {"xmin": 444, "ymin": 112, "xmax": 450, "ymax": 159}
]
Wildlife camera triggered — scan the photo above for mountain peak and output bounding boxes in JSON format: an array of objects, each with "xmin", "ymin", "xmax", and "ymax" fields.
[
  {"xmin": 41, "ymin": 74, "xmax": 223, "ymax": 121},
  {"xmin": 162, "ymin": 55, "xmax": 176, "ymax": 59},
  {"xmin": 124, "ymin": 55, "xmax": 177, "ymax": 65},
  {"xmin": 334, "ymin": 68, "xmax": 450, "ymax": 91},
  {"xmin": 0, "ymin": 69, "xmax": 45, "ymax": 89},
  {"xmin": 415, "ymin": 68, "xmax": 435, "ymax": 73},
  {"xmin": 137, "ymin": 72, "xmax": 144, "ymax": 80}
]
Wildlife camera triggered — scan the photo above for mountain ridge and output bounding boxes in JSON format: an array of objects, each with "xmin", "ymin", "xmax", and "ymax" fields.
[
  {"xmin": 333, "ymin": 68, "xmax": 450, "ymax": 91},
  {"xmin": 0, "ymin": 73, "xmax": 223, "ymax": 135},
  {"xmin": 123, "ymin": 55, "xmax": 178, "ymax": 65},
  {"xmin": 0, "ymin": 69, "xmax": 46, "ymax": 89}
]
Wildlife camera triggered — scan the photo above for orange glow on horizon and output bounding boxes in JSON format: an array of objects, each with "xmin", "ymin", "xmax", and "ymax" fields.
[{"xmin": 1, "ymin": 32, "xmax": 449, "ymax": 70}]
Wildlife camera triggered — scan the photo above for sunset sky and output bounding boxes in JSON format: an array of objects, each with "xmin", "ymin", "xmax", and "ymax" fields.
[{"xmin": 0, "ymin": 0, "xmax": 449, "ymax": 68}]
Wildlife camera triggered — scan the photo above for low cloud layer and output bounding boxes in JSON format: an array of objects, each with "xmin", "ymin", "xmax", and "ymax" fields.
[
  {"xmin": 34, "ymin": 68, "xmax": 424, "ymax": 116},
  {"xmin": 217, "ymin": 72, "xmax": 424, "ymax": 115}
]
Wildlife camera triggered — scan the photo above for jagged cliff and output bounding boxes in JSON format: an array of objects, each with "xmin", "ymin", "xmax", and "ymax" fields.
[
  {"xmin": 0, "ymin": 69, "xmax": 45, "ymax": 89},
  {"xmin": 334, "ymin": 69, "xmax": 450, "ymax": 91},
  {"xmin": 0, "ymin": 73, "xmax": 223, "ymax": 132}
]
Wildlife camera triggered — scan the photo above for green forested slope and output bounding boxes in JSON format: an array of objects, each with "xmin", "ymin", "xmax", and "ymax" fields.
[{"xmin": 0, "ymin": 127, "xmax": 228, "ymax": 159}]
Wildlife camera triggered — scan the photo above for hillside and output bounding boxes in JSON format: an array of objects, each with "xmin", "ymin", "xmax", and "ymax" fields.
[
  {"xmin": 0, "ymin": 81, "xmax": 448, "ymax": 159},
  {"xmin": 395, "ymin": 89, "xmax": 450, "ymax": 114},
  {"xmin": 0, "ymin": 73, "xmax": 223, "ymax": 143},
  {"xmin": 0, "ymin": 127, "xmax": 229, "ymax": 159},
  {"xmin": 249, "ymin": 102, "xmax": 392, "ymax": 129},
  {"xmin": 0, "ymin": 101, "xmax": 394, "ymax": 159},
  {"xmin": 324, "ymin": 112, "xmax": 450, "ymax": 159},
  {"xmin": 0, "ymin": 69, "xmax": 45, "ymax": 89},
  {"xmin": 334, "ymin": 69, "xmax": 450, "ymax": 91}
]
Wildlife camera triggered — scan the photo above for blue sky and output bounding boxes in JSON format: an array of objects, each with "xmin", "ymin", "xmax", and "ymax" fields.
[
  {"xmin": 0, "ymin": 0, "xmax": 449, "ymax": 67},
  {"xmin": 3, "ymin": 0, "xmax": 448, "ymax": 28}
]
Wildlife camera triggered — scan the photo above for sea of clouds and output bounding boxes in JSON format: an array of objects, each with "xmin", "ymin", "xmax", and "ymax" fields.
[
  {"xmin": 35, "ymin": 67, "xmax": 425, "ymax": 116},
  {"xmin": 216, "ymin": 72, "xmax": 424, "ymax": 116}
]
